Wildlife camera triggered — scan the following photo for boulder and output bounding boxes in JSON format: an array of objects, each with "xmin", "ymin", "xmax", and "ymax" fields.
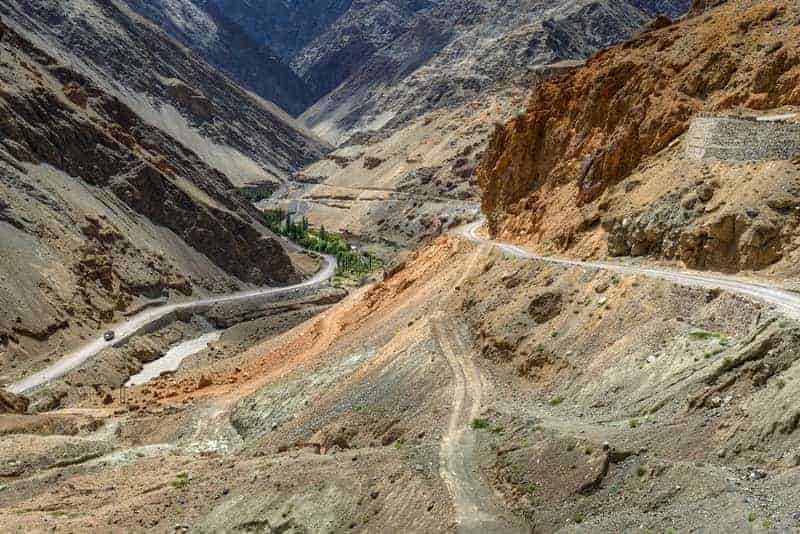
[
  {"xmin": 309, "ymin": 424, "xmax": 356, "ymax": 453},
  {"xmin": 528, "ymin": 290, "xmax": 563, "ymax": 324}
]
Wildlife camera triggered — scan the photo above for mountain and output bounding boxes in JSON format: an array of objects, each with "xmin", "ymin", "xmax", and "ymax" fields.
[
  {"xmin": 300, "ymin": 0, "xmax": 692, "ymax": 144},
  {"xmin": 8, "ymin": 2, "xmax": 800, "ymax": 533},
  {"xmin": 209, "ymin": 0, "xmax": 357, "ymax": 64},
  {"xmin": 201, "ymin": 0, "xmax": 689, "ymax": 144},
  {"xmin": 479, "ymin": 0, "xmax": 800, "ymax": 273},
  {"xmin": 286, "ymin": 0, "xmax": 436, "ymax": 100},
  {"xmin": 116, "ymin": 0, "xmax": 690, "ymax": 145},
  {"xmin": 0, "ymin": 0, "xmax": 330, "ymax": 188},
  {"xmin": 0, "ymin": 9, "xmax": 319, "ymax": 383},
  {"xmin": 269, "ymin": 0, "xmax": 692, "ymax": 262},
  {"xmin": 119, "ymin": 0, "xmax": 317, "ymax": 116},
  {"xmin": 181, "ymin": 0, "xmax": 439, "ymax": 107}
]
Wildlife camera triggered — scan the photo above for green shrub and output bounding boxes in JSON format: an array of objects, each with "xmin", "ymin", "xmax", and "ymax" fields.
[
  {"xmin": 171, "ymin": 472, "xmax": 190, "ymax": 490},
  {"xmin": 689, "ymin": 329, "xmax": 717, "ymax": 340},
  {"xmin": 470, "ymin": 418, "xmax": 489, "ymax": 430}
]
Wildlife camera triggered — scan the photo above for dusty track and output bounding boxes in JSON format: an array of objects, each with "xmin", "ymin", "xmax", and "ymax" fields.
[
  {"xmin": 434, "ymin": 318, "xmax": 527, "ymax": 533},
  {"xmin": 459, "ymin": 221, "xmax": 800, "ymax": 319},
  {"xmin": 434, "ymin": 245, "xmax": 526, "ymax": 533}
]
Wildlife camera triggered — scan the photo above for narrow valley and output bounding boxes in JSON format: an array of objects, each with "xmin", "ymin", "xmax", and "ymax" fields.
[{"xmin": 2, "ymin": 1, "xmax": 800, "ymax": 532}]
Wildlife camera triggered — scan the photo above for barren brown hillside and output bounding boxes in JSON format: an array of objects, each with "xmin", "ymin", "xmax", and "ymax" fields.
[
  {"xmin": 7, "ymin": 1, "xmax": 800, "ymax": 532},
  {"xmin": 0, "ymin": 17, "xmax": 299, "ymax": 383},
  {"xmin": 5, "ymin": 234, "xmax": 800, "ymax": 531},
  {"xmin": 479, "ymin": 0, "xmax": 800, "ymax": 237}
]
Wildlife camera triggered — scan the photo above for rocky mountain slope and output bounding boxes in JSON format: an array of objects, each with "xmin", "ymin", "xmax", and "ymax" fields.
[
  {"xmin": 6, "ymin": 2, "xmax": 800, "ymax": 532},
  {"xmin": 479, "ymin": 0, "xmax": 800, "ymax": 273},
  {"xmin": 0, "ymin": 17, "xmax": 300, "ymax": 385},
  {"xmin": 208, "ymin": 0, "xmax": 357, "ymax": 64},
  {"xmin": 6, "ymin": 231, "xmax": 800, "ymax": 530},
  {"xmin": 0, "ymin": 0, "xmax": 329, "ymax": 188},
  {"xmin": 301, "ymin": 0, "xmax": 692, "ymax": 144},
  {"xmin": 209, "ymin": 0, "xmax": 435, "ymax": 102},
  {"xmin": 103, "ymin": 0, "xmax": 690, "ymax": 148},
  {"xmin": 206, "ymin": 0, "xmax": 689, "ymax": 140},
  {"xmin": 119, "ymin": 0, "xmax": 317, "ymax": 116},
  {"xmin": 271, "ymin": 0, "xmax": 690, "ymax": 260}
]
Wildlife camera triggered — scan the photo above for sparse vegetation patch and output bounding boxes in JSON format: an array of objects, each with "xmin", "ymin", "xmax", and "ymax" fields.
[
  {"xmin": 470, "ymin": 418, "xmax": 490, "ymax": 430},
  {"xmin": 263, "ymin": 209, "xmax": 380, "ymax": 278},
  {"xmin": 171, "ymin": 472, "xmax": 190, "ymax": 490}
]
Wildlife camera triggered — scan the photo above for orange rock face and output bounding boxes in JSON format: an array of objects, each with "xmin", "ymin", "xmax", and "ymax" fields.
[{"xmin": 479, "ymin": 0, "xmax": 800, "ymax": 236}]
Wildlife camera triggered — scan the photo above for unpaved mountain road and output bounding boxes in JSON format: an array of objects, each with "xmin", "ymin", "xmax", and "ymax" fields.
[
  {"xmin": 8, "ymin": 253, "xmax": 336, "ymax": 394},
  {"xmin": 435, "ymin": 245, "xmax": 527, "ymax": 533},
  {"xmin": 442, "ymin": 220, "xmax": 800, "ymax": 532},
  {"xmin": 459, "ymin": 221, "xmax": 800, "ymax": 319},
  {"xmin": 434, "ymin": 315, "xmax": 528, "ymax": 534}
]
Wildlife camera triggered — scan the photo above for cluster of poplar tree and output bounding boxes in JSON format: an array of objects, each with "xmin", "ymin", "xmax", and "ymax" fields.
[{"xmin": 263, "ymin": 209, "xmax": 378, "ymax": 277}]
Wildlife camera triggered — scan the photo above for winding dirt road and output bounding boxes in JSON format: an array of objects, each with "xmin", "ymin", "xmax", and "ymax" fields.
[
  {"xmin": 434, "ymin": 317, "xmax": 527, "ymax": 533},
  {"xmin": 459, "ymin": 221, "xmax": 800, "ymax": 319},
  {"xmin": 436, "ymin": 220, "xmax": 800, "ymax": 531},
  {"xmin": 8, "ymin": 253, "xmax": 336, "ymax": 394},
  {"xmin": 435, "ymin": 246, "xmax": 527, "ymax": 533}
]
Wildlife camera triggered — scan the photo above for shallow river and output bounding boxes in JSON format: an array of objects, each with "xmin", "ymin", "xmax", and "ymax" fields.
[{"xmin": 125, "ymin": 331, "xmax": 221, "ymax": 387}]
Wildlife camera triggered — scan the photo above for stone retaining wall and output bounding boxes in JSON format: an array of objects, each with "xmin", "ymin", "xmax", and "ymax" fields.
[{"xmin": 686, "ymin": 114, "xmax": 800, "ymax": 162}]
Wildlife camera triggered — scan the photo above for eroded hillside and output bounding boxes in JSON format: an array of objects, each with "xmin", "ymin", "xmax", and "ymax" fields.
[
  {"xmin": 6, "ymin": 1, "xmax": 800, "ymax": 532},
  {"xmin": 0, "ymin": 18, "xmax": 299, "ymax": 384},
  {"xmin": 301, "ymin": 0, "xmax": 691, "ymax": 144},
  {"xmin": 4, "ymin": 232, "xmax": 800, "ymax": 531},
  {"xmin": 479, "ymin": 0, "xmax": 800, "ymax": 275},
  {"xmin": 120, "ymin": 0, "xmax": 317, "ymax": 116},
  {"xmin": 0, "ymin": 0, "xmax": 329, "ymax": 187},
  {"xmin": 273, "ymin": 0, "xmax": 692, "ymax": 260}
]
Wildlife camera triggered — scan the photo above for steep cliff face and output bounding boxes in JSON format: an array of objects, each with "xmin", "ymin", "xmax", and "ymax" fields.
[
  {"xmin": 0, "ymin": 18, "xmax": 299, "ymax": 380},
  {"xmin": 0, "ymin": 0, "xmax": 329, "ymax": 187},
  {"xmin": 119, "ymin": 0, "xmax": 316, "ymax": 116},
  {"xmin": 479, "ymin": 0, "xmax": 800, "ymax": 237}
]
